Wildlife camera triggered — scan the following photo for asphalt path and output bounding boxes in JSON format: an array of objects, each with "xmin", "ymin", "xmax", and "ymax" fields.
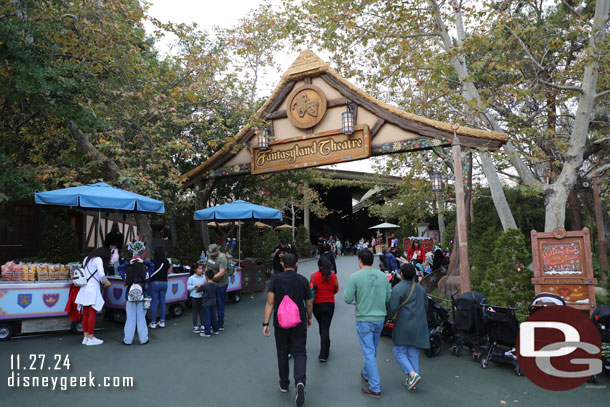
[{"xmin": 0, "ymin": 254, "xmax": 607, "ymax": 406}]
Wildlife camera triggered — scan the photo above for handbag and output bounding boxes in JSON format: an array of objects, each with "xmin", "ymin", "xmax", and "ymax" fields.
[{"xmin": 387, "ymin": 282, "xmax": 416, "ymax": 324}]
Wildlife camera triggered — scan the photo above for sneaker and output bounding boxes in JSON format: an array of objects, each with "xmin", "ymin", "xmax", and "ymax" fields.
[
  {"xmin": 200, "ymin": 332, "xmax": 211, "ymax": 337},
  {"xmin": 295, "ymin": 382, "xmax": 305, "ymax": 407},
  {"xmin": 193, "ymin": 326, "xmax": 201, "ymax": 333},
  {"xmin": 122, "ymin": 340, "xmax": 132, "ymax": 346},
  {"xmin": 148, "ymin": 322, "xmax": 157, "ymax": 329},
  {"xmin": 86, "ymin": 337, "xmax": 103, "ymax": 346},
  {"xmin": 158, "ymin": 321, "xmax": 165, "ymax": 328},
  {"xmin": 361, "ymin": 370, "xmax": 369, "ymax": 385},
  {"xmin": 141, "ymin": 339, "xmax": 149, "ymax": 345},
  {"xmin": 279, "ymin": 386, "xmax": 289, "ymax": 393},
  {"xmin": 82, "ymin": 337, "xmax": 88, "ymax": 345},
  {"xmin": 407, "ymin": 373, "xmax": 421, "ymax": 390},
  {"xmin": 319, "ymin": 358, "xmax": 327, "ymax": 363},
  {"xmin": 213, "ymin": 331, "xmax": 220, "ymax": 335},
  {"xmin": 218, "ymin": 326, "xmax": 224, "ymax": 331},
  {"xmin": 361, "ymin": 385, "xmax": 381, "ymax": 399}
]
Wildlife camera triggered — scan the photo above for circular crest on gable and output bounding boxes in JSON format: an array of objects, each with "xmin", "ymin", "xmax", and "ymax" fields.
[{"xmin": 286, "ymin": 84, "xmax": 327, "ymax": 129}]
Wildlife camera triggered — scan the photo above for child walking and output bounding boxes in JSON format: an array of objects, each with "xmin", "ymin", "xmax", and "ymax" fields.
[
  {"xmin": 187, "ymin": 264, "xmax": 206, "ymax": 334},
  {"xmin": 198, "ymin": 269, "xmax": 219, "ymax": 337}
]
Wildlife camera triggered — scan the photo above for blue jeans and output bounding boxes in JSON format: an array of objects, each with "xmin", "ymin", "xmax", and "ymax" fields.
[
  {"xmin": 393, "ymin": 345, "xmax": 420, "ymax": 375},
  {"xmin": 215, "ymin": 285, "xmax": 228, "ymax": 326},
  {"xmin": 124, "ymin": 301, "xmax": 148, "ymax": 344},
  {"xmin": 204, "ymin": 305, "xmax": 218, "ymax": 335},
  {"xmin": 356, "ymin": 321, "xmax": 384, "ymax": 392},
  {"xmin": 149, "ymin": 281, "xmax": 168, "ymax": 323}
]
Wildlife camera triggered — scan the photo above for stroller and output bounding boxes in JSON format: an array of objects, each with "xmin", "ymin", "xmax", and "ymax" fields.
[
  {"xmin": 381, "ymin": 271, "xmax": 403, "ymax": 336},
  {"xmin": 426, "ymin": 295, "xmax": 454, "ymax": 357},
  {"xmin": 528, "ymin": 292, "xmax": 566, "ymax": 315},
  {"xmin": 479, "ymin": 303, "xmax": 522, "ymax": 375},
  {"xmin": 450, "ymin": 291, "xmax": 488, "ymax": 358},
  {"xmin": 591, "ymin": 305, "xmax": 610, "ymax": 374}
]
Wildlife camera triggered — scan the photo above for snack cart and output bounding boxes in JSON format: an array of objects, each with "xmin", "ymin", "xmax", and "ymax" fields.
[{"xmin": 0, "ymin": 262, "xmax": 77, "ymax": 340}]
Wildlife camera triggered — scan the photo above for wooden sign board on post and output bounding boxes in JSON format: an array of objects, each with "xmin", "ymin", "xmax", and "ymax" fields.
[
  {"xmin": 531, "ymin": 227, "xmax": 597, "ymax": 314},
  {"xmin": 251, "ymin": 124, "xmax": 371, "ymax": 174}
]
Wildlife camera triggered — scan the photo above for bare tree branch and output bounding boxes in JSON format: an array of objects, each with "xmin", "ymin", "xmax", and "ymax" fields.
[
  {"xmin": 510, "ymin": 30, "xmax": 544, "ymax": 70},
  {"xmin": 595, "ymin": 89, "xmax": 610, "ymax": 99},
  {"xmin": 538, "ymin": 79, "xmax": 583, "ymax": 93}
]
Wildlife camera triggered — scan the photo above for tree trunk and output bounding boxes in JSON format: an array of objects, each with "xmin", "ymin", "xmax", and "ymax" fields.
[
  {"xmin": 167, "ymin": 202, "xmax": 178, "ymax": 244},
  {"xmin": 479, "ymin": 151, "xmax": 518, "ymax": 230},
  {"xmin": 543, "ymin": 0, "xmax": 608, "ymax": 232},
  {"xmin": 567, "ymin": 189, "xmax": 583, "ymax": 230},
  {"xmin": 197, "ymin": 185, "xmax": 213, "ymax": 250}
]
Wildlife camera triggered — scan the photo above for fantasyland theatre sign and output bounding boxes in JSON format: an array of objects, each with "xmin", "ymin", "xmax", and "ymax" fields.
[{"xmin": 252, "ymin": 125, "xmax": 370, "ymax": 174}]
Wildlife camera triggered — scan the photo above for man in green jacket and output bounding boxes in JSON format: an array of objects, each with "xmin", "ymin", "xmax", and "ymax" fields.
[
  {"xmin": 206, "ymin": 244, "xmax": 228, "ymax": 331},
  {"xmin": 344, "ymin": 249, "xmax": 391, "ymax": 399}
]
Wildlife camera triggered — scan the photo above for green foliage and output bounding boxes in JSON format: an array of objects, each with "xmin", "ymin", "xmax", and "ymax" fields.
[
  {"xmin": 249, "ymin": 229, "xmax": 279, "ymax": 260},
  {"xmin": 278, "ymin": 228, "xmax": 293, "ymax": 244},
  {"xmin": 169, "ymin": 229, "xmax": 202, "ymax": 268},
  {"xmin": 39, "ymin": 209, "xmax": 80, "ymax": 263},
  {"xmin": 471, "ymin": 229, "xmax": 534, "ymax": 307},
  {"xmin": 295, "ymin": 225, "xmax": 313, "ymax": 258}
]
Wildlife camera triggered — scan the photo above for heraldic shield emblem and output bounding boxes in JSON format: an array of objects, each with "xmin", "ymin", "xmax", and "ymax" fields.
[
  {"xmin": 17, "ymin": 294, "xmax": 32, "ymax": 309},
  {"xmin": 42, "ymin": 293, "xmax": 60, "ymax": 308},
  {"xmin": 171, "ymin": 284, "xmax": 178, "ymax": 295}
]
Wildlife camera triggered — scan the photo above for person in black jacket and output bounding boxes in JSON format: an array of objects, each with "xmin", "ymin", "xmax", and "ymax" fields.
[
  {"xmin": 272, "ymin": 239, "xmax": 297, "ymax": 274},
  {"xmin": 319, "ymin": 243, "xmax": 337, "ymax": 274},
  {"xmin": 148, "ymin": 247, "xmax": 171, "ymax": 329}
]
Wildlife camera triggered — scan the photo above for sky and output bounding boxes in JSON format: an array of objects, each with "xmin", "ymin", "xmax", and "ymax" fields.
[{"xmin": 146, "ymin": 0, "xmax": 379, "ymax": 174}]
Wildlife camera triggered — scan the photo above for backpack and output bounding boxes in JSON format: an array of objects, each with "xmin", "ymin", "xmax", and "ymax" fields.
[
  {"xmin": 277, "ymin": 295, "xmax": 301, "ymax": 329},
  {"xmin": 223, "ymin": 252, "xmax": 237, "ymax": 276},
  {"xmin": 71, "ymin": 263, "xmax": 98, "ymax": 287},
  {"xmin": 128, "ymin": 283, "xmax": 144, "ymax": 302}
]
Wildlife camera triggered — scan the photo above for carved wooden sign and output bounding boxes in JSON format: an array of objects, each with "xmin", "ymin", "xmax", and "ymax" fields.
[
  {"xmin": 286, "ymin": 84, "xmax": 327, "ymax": 129},
  {"xmin": 531, "ymin": 227, "xmax": 597, "ymax": 314},
  {"xmin": 251, "ymin": 124, "xmax": 371, "ymax": 174}
]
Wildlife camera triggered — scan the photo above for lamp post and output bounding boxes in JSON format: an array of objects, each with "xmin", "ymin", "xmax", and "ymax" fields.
[
  {"xmin": 258, "ymin": 128, "xmax": 270, "ymax": 150},
  {"xmin": 430, "ymin": 169, "xmax": 445, "ymax": 245},
  {"xmin": 342, "ymin": 101, "xmax": 356, "ymax": 135}
]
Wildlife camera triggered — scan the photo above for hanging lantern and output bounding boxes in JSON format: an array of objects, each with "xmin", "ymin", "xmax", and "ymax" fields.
[
  {"xmin": 342, "ymin": 102, "xmax": 355, "ymax": 135},
  {"xmin": 258, "ymin": 128, "xmax": 269, "ymax": 150},
  {"xmin": 431, "ymin": 170, "xmax": 443, "ymax": 192}
]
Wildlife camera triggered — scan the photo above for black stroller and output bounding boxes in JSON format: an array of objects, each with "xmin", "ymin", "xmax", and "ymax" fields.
[
  {"xmin": 426, "ymin": 295, "xmax": 454, "ymax": 357},
  {"xmin": 450, "ymin": 291, "xmax": 488, "ymax": 358},
  {"xmin": 479, "ymin": 303, "xmax": 522, "ymax": 375},
  {"xmin": 592, "ymin": 305, "xmax": 610, "ymax": 374},
  {"xmin": 528, "ymin": 292, "xmax": 566, "ymax": 315}
]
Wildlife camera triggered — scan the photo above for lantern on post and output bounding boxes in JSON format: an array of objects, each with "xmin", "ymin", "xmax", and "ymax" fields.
[
  {"xmin": 258, "ymin": 127, "xmax": 270, "ymax": 150},
  {"xmin": 342, "ymin": 101, "xmax": 356, "ymax": 135},
  {"xmin": 431, "ymin": 170, "xmax": 443, "ymax": 193}
]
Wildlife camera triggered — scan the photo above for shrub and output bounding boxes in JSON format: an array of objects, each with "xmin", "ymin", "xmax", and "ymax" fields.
[
  {"xmin": 472, "ymin": 229, "xmax": 534, "ymax": 307},
  {"xmin": 295, "ymin": 225, "xmax": 313, "ymax": 258},
  {"xmin": 39, "ymin": 209, "xmax": 80, "ymax": 263}
]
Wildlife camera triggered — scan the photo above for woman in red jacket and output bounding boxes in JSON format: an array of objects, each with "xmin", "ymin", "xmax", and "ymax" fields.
[
  {"xmin": 310, "ymin": 258, "xmax": 339, "ymax": 362},
  {"xmin": 407, "ymin": 240, "xmax": 426, "ymax": 268}
]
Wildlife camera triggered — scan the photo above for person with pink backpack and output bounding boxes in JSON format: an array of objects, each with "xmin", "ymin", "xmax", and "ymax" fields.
[{"xmin": 263, "ymin": 253, "xmax": 312, "ymax": 407}]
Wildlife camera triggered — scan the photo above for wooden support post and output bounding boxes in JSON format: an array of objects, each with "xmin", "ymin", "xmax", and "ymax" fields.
[
  {"xmin": 452, "ymin": 138, "xmax": 471, "ymax": 293},
  {"xmin": 593, "ymin": 175, "xmax": 608, "ymax": 283}
]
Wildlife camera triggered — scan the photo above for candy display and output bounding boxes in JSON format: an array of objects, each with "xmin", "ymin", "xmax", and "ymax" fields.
[{"xmin": 1, "ymin": 261, "xmax": 72, "ymax": 281}]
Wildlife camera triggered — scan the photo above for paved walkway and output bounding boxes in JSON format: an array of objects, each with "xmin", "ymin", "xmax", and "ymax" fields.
[{"xmin": 1, "ymin": 255, "xmax": 607, "ymax": 406}]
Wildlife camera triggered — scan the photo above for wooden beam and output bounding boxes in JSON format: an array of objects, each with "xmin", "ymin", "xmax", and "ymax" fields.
[
  {"xmin": 455, "ymin": 134, "xmax": 503, "ymax": 151},
  {"xmin": 267, "ymin": 97, "xmax": 349, "ymax": 120},
  {"xmin": 370, "ymin": 119, "xmax": 386, "ymax": 139},
  {"xmin": 452, "ymin": 138, "xmax": 471, "ymax": 293},
  {"xmin": 320, "ymin": 74, "xmax": 455, "ymax": 141},
  {"xmin": 264, "ymin": 81, "xmax": 296, "ymax": 115},
  {"xmin": 267, "ymin": 110, "xmax": 287, "ymax": 120}
]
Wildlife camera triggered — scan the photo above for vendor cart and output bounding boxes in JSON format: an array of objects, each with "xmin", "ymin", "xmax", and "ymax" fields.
[{"xmin": 0, "ymin": 279, "xmax": 80, "ymax": 340}]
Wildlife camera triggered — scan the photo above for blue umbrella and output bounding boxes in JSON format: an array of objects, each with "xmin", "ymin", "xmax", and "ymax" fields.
[
  {"xmin": 194, "ymin": 200, "xmax": 282, "ymax": 263},
  {"xmin": 35, "ymin": 182, "xmax": 164, "ymax": 249},
  {"xmin": 35, "ymin": 182, "xmax": 164, "ymax": 213},
  {"xmin": 194, "ymin": 200, "xmax": 281, "ymax": 221}
]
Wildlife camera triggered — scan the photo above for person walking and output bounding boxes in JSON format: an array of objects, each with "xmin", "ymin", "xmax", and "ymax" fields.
[
  {"xmin": 344, "ymin": 249, "xmax": 391, "ymax": 398},
  {"xmin": 387, "ymin": 263, "xmax": 429, "ymax": 390},
  {"xmin": 149, "ymin": 247, "xmax": 170, "ymax": 329},
  {"xmin": 310, "ymin": 258, "xmax": 339, "ymax": 362},
  {"xmin": 75, "ymin": 247, "xmax": 110, "ymax": 346},
  {"xmin": 319, "ymin": 243, "xmax": 337, "ymax": 274},
  {"xmin": 198, "ymin": 269, "xmax": 219, "ymax": 337},
  {"xmin": 205, "ymin": 244, "xmax": 228, "ymax": 331},
  {"xmin": 272, "ymin": 239, "xmax": 297, "ymax": 274},
  {"xmin": 117, "ymin": 257, "xmax": 154, "ymax": 345},
  {"xmin": 187, "ymin": 263, "xmax": 206, "ymax": 334},
  {"xmin": 263, "ymin": 253, "xmax": 312, "ymax": 407}
]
